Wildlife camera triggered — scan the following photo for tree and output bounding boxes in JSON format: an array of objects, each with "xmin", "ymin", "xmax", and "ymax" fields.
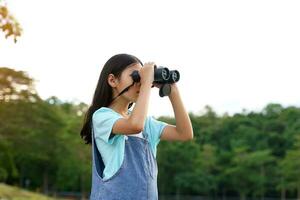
[
  {"xmin": 0, "ymin": 67, "xmax": 40, "ymax": 102},
  {"xmin": 224, "ymin": 146, "xmax": 275, "ymax": 200},
  {"xmin": 278, "ymin": 134, "xmax": 300, "ymax": 200},
  {"xmin": 0, "ymin": 0, "xmax": 22, "ymax": 43}
]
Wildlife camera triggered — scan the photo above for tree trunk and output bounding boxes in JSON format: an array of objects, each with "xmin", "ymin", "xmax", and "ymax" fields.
[
  {"xmin": 297, "ymin": 185, "xmax": 300, "ymax": 200},
  {"xmin": 80, "ymin": 173, "xmax": 86, "ymax": 200},
  {"xmin": 175, "ymin": 186, "xmax": 180, "ymax": 200},
  {"xmin": 281, "ymin": 187, "xmax": 286, "ymax": 200},
  {"xmin": 222, "ymin": 188, "xmax": 226, "ymax": 200},
  {"xmin": 43, "ymin": 170, "xmax": 48, "ymax": 195},
  {"xmin": 240, "ymin": 192, "xmax": 246, "ymax": 200},
  {"xmin": 261, "ymin": 165, "xmax": 265, "ymax": 200},
  {"xmin": 19, "ymin": 165, "xmax": 23, "ymax": 187}
]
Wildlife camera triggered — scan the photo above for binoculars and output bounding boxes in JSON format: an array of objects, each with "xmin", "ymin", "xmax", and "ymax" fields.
[{"xmin": 130, "ymin": 65, "xmax": 180, "ymax": 97}]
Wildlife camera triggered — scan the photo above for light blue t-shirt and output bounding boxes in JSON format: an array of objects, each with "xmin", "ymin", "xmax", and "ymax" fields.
[{"xmin": 92, "ymin": 107, "xmax": 168, "ymax": 181}]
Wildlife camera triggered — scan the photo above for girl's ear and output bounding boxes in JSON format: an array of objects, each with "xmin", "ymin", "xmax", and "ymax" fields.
[{"xmin": 107, "ymin": 73, "xmax": 119, "ymax": 88}]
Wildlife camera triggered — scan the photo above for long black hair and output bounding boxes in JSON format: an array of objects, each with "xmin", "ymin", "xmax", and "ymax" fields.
[{"xmin": 80, "ymin": 53, "xmax": 143, "ymax": 144}]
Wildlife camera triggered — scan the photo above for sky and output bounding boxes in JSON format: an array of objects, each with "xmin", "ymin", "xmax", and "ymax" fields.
[{"xmin": 1, "ymin": 0, "xmax": 300, "ymax": 118}]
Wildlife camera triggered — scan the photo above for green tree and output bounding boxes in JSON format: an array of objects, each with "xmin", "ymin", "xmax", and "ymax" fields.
[
  {"xmin": 0, "ymin": 67, "xmax": 40, "ymax": 102},
  {"xmin": 278, "ymin": 134, "xmax": 300, "ymax": 200},
  {"xmin": 0, "ymin": 1, "xmax": 22, "ymax": 42}
]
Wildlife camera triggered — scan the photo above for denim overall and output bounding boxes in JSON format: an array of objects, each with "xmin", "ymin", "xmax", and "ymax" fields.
[{"xmin": 89, "ymin": 128, "xmax": 159, "ymax": 200}]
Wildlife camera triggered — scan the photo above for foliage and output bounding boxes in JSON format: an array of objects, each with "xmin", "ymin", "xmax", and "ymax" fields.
[
  {"xmin": 0, "ymin": 2, "xmax": 22, "ymax": 43},
  {"xmin": 1, "ymin": 67, "xmax": 300, "ymax": 199}
]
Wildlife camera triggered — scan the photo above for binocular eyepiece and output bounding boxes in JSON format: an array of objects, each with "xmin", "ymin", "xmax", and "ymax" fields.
[{"xmin": 130, "ymin": 65, "xmax": 180, "ymax": 97}]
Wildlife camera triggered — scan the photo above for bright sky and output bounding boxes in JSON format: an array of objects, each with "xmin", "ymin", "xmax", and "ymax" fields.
[{"xmin": 1, "ymin": 0, "xmax": 300, "ymax": 118}]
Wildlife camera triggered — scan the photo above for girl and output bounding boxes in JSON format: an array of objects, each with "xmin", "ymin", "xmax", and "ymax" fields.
[{"xmin": 80, "ymin": 53, "xmax": 193, "ymax": 200}]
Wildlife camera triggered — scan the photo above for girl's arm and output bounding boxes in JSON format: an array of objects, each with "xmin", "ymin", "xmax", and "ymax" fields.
[
  {"xmin": 129, "ymin": 80, "xmax": 152, "ymax": 130},
  {"xmin": 111, "ymin": 63, "xmax": 155, "ymax": 135},
  {"xmin": 160, "ymin": 83, "xmax": 194, "ymax": 141},
  {"xmin": 111, "ymin": 81, "xmax": 153, "ymax": 135}
]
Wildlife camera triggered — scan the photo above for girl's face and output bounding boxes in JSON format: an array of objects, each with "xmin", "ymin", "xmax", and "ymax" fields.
[{"xmin": 108, "ymin": 63, "xmax": 142, "ymax": 103}]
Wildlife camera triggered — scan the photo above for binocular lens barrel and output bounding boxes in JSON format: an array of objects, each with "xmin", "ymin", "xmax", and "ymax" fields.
[
  {"xmin": 130, "ymin": 66, "xmax": 180, "ymax": 84},
  {"xmin": 154, "ymin": 67, "xmax": 170, "ymax": 83},
  {"xmin": 168, "ymin": 70, "xmax": 180, "ymax": 83}
]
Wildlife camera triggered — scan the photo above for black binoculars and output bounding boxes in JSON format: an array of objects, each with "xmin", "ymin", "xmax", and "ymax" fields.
[{"xmin": 130, "ymin": 65, "xmax": 180, "ymax": 97}]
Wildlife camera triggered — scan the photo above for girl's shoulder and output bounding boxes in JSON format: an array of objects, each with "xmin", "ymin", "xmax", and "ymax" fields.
[
  {"xmin": 93, "ymin": 107, "xmax": 120, "ymax": 116},
  {"xmin": 93, "ymin": 107, "xmax": 132, "ymax": 121},
  {"xmin": 92, "ymin": 107, "xmax": 122, "ymax": 124},
  {"xmin": 93, "ymin": 107, "xmax": 152, "ymax": 122}
]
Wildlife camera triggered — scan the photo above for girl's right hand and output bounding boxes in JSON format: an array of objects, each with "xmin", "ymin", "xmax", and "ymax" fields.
[{"xmin": 139, "ymin": 62, "xmax": 155, "ymax": 85}]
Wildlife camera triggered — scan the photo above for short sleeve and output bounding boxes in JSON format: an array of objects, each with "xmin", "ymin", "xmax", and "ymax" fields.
[
  {"xmin": 92, "ymin": 108, "xmax": 123, "ymax": 144},
  {"xmin": 147, "ymin": 116, "xmax": 168, "ymax": 147}
]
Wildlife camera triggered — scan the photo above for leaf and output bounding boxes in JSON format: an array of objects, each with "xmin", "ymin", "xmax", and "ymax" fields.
[
  {"xmin": 0, "ymin": 5, "xmax": 22, "ymax": 43},
  {"xmin": 0, "ymin": 6, "xmax": 8, "ymax": 18}
]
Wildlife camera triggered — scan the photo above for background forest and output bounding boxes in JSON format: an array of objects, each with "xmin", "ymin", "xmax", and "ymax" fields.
[{"xmin": 1, "ymin": 67, "xmax": 300, "ymax": 200}]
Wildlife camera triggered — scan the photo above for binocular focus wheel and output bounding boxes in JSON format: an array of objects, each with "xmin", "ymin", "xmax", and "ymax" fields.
[{"xmin": 159, "ymin": 84, "xmax": 171, "ymax": 97}]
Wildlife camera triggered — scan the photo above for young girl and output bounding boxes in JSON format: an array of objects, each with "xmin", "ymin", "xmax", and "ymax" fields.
[{"xmin": 80, "ymin": 54, "xmax": 193, "ymax": 200}]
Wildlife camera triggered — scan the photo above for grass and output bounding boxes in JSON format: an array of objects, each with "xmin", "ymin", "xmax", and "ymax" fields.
[{"xmin": 0, "ymin": 183, "xmax": 66, "ymax": 200}]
